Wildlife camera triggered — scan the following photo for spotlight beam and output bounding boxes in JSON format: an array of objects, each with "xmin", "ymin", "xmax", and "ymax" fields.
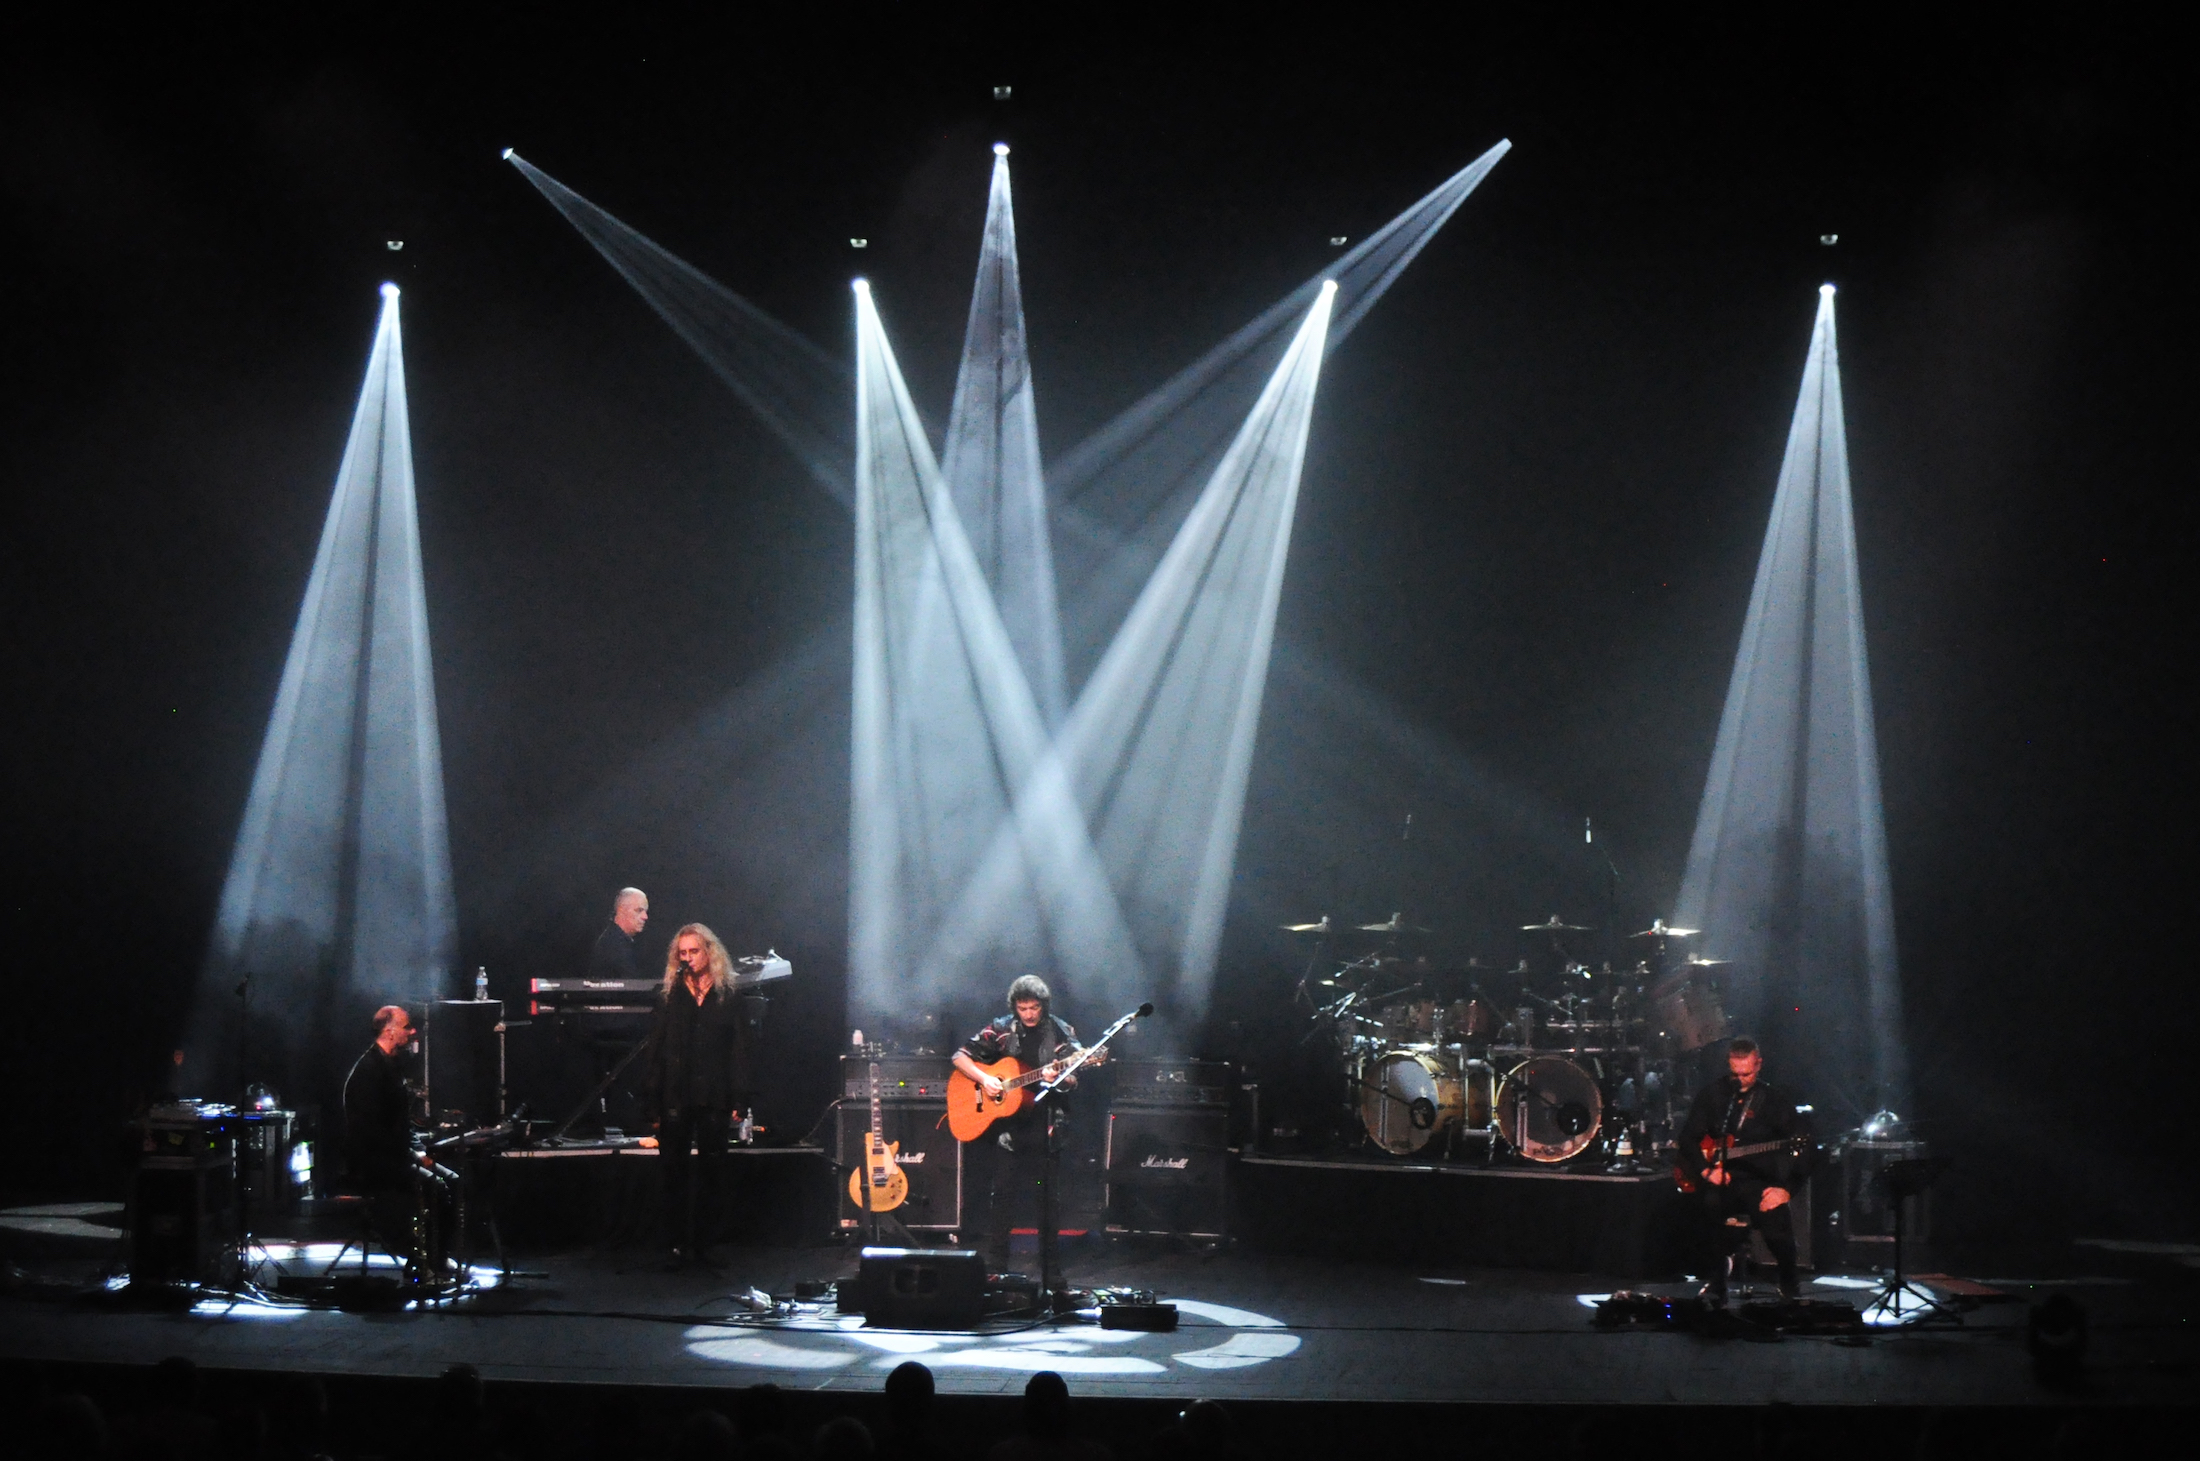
[
  {"xmin": 503, "ymin": 151, "xmax": 851, "ymax": 504},
  {"xmin": 190, "ymin": 286, "xmax": 456, "ymax": 1101},
  {"xmin": 1676, "ymin": 287, "xmax": 1906, "ymax": 1115},
  {"xmin": 919, "ymin": 283, "xmax": 1339, "ymax": 1014},
  {"xmin": 850, "ymin": 283, "xmax": 1139, "ymax": 1015},
  {"xmin": 940, "ymin": 146, "xmax": 1067, "ymax": 727}
]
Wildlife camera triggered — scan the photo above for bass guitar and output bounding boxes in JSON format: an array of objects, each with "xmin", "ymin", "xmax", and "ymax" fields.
[
  {"xmin": 1673, "ymin": 1133, "xmax": 1809, "ymax": 1194},
  {"xmin": 846, "ymin": 1055, "xmax": 908, "ymax": 1214},
  {"xmin": 946, "ymin": 1047, "xmax": 1108, "ymax": 1143}
]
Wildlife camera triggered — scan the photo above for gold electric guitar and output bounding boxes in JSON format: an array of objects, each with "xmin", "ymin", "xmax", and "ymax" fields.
[{"xmin": 846, "ymin": 1055, "xmax": 908, "ymax": 1213}]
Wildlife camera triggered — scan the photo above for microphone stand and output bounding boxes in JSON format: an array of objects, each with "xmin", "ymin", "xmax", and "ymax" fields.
[
  {"xmin": 1031, "ymin": 1002, "xmax": 1150, "ymax": 1311},
  {"xmin": 550, "ymin": 1036, "xmax": 652, "ymax": 1145}
]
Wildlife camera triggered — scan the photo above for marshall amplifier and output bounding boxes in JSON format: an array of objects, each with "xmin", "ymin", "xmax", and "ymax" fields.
[
  {"xmin": 1108, "ymin": 1059, "xmax": 1232, "ymax": 1109},
  {"xmin": 1104, "ymin": 1107, "xmax": 1228, "ymax": 1239},
  {"xmin": 836, "ymin": 1092, "xmax": 962, "ymax": 1237}
]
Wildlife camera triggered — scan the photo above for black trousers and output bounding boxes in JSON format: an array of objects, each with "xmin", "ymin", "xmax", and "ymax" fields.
[
  {"xmin": 362, "ymin": 1175, "xmax": 454, "ymax": 1270},
  {"xmin": 968, "ymin": 1113, "xmax": 1057, "ymax": 1275},
  {"xmin": 660, "ymin": 1107, "xmax": 729, "ymax": 1251},
  {"xmin": 1698, "ymin": 1183, "xmax": 1798, "ymax": 1295}
]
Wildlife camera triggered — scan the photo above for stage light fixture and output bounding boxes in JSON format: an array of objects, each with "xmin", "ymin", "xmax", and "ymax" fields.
[
  {"xmin": 994, "ymin": 142, "xmax": 1010, "ymax": 156},
  {"xmin": 380, "ymin": 282, "xmax": 399, "ymax": 298},
  {"xmin": 1329, "ymin": 236, "xmax": 1347, "ymax": 246},
  {"xmin": 851, "ymin": 238, "xmax": 868, "ymax": 249},
  {"xmin": 386, "ymin": 241, "xmax": 403, "ymax": 251},
  {"xmin": 501, "ymin": 147, "xmax": 515, "ymax": 160},
  {"xmin": 1820, "ymin": 233, "xmax": 1838, "ymax": 245},
  {"xmin": 993, "ymin": 85, "xmax": 1012, "ymax": 99}
]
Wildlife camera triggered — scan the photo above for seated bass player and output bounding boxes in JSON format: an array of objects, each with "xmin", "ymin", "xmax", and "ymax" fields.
[
  {"xmin": 1676, "ymin": 1035, "xmax": 1810, "ymax": 1304},
  {"xmin": 950, "ymin": 975, "xmax": 1089, "ymax": 1278}
]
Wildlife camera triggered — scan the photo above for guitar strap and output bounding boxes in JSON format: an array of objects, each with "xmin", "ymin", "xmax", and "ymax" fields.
[{"xmin": 1720, "ymin": 1085, "xmax": 1758, "ymax": 1145}]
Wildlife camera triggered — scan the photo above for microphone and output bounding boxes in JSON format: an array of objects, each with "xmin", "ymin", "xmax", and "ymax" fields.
[{"xmin": 1136, "ymin": 1002, "xmax": 1155, "ymax": 1018}]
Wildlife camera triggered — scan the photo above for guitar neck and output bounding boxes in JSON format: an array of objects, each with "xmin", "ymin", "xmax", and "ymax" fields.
[{"xmin": 1712, "ymin": 1137, "xmax": 1790, "ymax": 1162}]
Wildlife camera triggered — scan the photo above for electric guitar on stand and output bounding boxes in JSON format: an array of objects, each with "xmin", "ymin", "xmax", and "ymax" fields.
[{"xmin": 846, "ymin": 1055, "xmax": 908, "ymax": 1216}]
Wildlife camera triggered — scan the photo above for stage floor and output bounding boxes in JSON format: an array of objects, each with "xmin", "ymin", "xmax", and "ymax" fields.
[{"xmin": 3, "ymin": 1222, "xmax": 2195, "ymax": 1409}]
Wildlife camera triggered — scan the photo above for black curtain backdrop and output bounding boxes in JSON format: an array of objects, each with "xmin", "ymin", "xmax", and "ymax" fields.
[{"xmin": 2, "ymin": 11, "xmax": 2188, "ymax": 1244}]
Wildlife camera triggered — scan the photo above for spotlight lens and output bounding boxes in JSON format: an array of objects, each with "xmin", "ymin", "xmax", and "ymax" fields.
[
  {"xmin": 850, "ymin": 238, "xmax": 868, "ymax": 249},
  {"xmin": 1821, "ymin": 282, "xmax": 1837, "ymax": 295},
  {"xmin": 501, "ymin": 147, "xmax": 515, "ymax": 160},
  {"xmin": 994, "ymin": 142, "xmax": 1010, "ymax": 157},
  {"xmin": 380, "ymin": 282, "xmax": 400, "ymax": 299}
]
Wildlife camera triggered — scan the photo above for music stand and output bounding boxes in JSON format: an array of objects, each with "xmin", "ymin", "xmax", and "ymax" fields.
[{"xmin": 1861, "ymin": 1155, "xmax": 1958, "ymax": 1326}]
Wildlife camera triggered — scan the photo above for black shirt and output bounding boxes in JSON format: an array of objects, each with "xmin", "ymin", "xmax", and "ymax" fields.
[
  {"xmin": 1677, "ymin": 1075, "xmax": 1808, "ymax": 1194},
  {"xmin": 588, "ymin": 921, "xmax": 644, "ymax": 983},
  {"xmin": 342, "ymin": 1042, "xmax": 415, "ymax": 1190},
  {"xmin": 645, "ymin": 978, "xmax": 743, "ymax": 1116}
]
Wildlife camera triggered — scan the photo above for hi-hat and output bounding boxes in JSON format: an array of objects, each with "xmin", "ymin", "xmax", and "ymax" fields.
[
  {"xmin": 1523, "ymin": 915, "xmax": 1592, "ymax": 933},
  {"xmin": 1682, "ymin": 955, "xmax": 1730, "ymax": 968},
  {"xmin": 1357, "ymin": 913, "xmax": 1430, "ymax": 934},
  {"xmin": 1630, "ymin": 919, "xmax": 1699, "ymax": 939},
  {"xmin": 1280, "ymin": 916, "xmax": 1334, "ymax": 934}
]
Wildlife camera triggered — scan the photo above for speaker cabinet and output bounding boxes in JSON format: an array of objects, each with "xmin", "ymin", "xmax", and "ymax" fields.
[
  {"xmin": 428, "ymin": 1000, "xmax": 503, "ymax": 1126},
  {"xmin": 836, "ymin": 1103, "xmax": 962, "ymax": 1235},
  {"xmin": 855, "ymin": 1246, "xmax": 986, "ymax": 1330},
  {"xmin": 1104, "ymin": 1107, "xmax": 1228, "ymax": 1238},
  {"xmin": 131, "ymin": 1157, "xmax": 237, "ymax": 1287}
]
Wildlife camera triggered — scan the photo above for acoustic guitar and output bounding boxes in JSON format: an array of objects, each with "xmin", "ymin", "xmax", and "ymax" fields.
[
  {"xmin": 945, "ymin": 1047, "xmax": 1107, "ymax": 1143},
  {"xmin": 846, "ymin": 1056, "xmax": 908, "ymax": 1213}
]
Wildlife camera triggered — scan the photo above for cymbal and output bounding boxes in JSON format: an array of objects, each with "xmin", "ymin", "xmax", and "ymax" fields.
[
  {"xmin": 1681, "ymin": 955, "xmax": 1730, "ymax": 968},
  {"xmin": 1280, "ymin": 916, "xmax": 1334, "ymax": 934},
  {"xmin": 1357, "ymin": 913, "xmax": 1431, "ymax": 934},
  {"xmin": 1629, "ymin": 919, "xmax": 1699, "ymax": 939},
  {"xmin": 1523, "ymin": 915, "xmax": 1593, "ymax": 933}
]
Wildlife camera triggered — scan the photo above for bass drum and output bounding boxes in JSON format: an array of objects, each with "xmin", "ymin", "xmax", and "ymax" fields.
[
  {"xmin": 1358, "ymin": 1048, "xmax": 1464, "ymax": 1155},
  {"xmin": 1494, "ymin": 1055, "xmax": 1603, "ymax": 1163}
]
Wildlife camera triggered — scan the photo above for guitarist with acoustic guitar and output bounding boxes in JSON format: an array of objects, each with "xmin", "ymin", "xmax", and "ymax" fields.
[
  {"xmin": 949, "ymin": 975, "xmax": 1095, "ymax": 1282},
  {"xmin": 1676, "ymin": 1036, "xmax": 1812, "ymax": 1305}
]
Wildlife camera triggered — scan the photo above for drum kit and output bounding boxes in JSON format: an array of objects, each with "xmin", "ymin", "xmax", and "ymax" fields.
[{"xmin": 1289, "ymin": 912, "xmax": 1735, "ymax": 1167}]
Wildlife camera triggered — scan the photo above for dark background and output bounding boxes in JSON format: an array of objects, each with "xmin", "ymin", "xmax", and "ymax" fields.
[{"xmin": 3, "ymin": 10, "xmax": 2188, "ymax": 1244}]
